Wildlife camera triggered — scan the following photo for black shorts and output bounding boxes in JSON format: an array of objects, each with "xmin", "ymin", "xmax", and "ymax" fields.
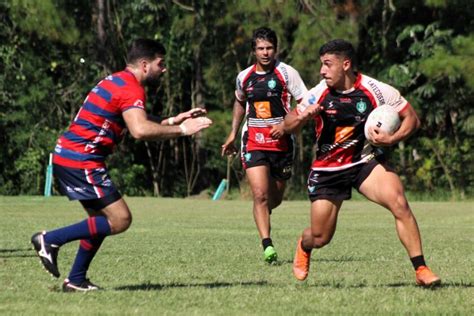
[
  {"xmin": 54, "ymin": 164, "xmax": 122, "ymax": 211},
  {"xmin": 307, "ymin": 157, "xmax": 384, "ymax": 202},
  {"xmin": 241, "ymin": 150, "xmax": 294, "ymax": 181}
]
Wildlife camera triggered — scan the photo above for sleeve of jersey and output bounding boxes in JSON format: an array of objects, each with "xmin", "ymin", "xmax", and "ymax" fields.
[
  {"xmin": 234, "ymin": 72, "xmax": 246, "ymax": 102},
  {"xmin": 118, "ymin": 86, "xmax": 147, "ymax": 113},
  {"xmin": 286, "ymin": 66, "xmax": 308, "ymax": 102},
  {"xmin": 295, "ymin": 80, "xmax": 327, "ymax": 115},
  {"xmin": 376, "ymin": 80, "xmax": 409, "ymax": 113}
]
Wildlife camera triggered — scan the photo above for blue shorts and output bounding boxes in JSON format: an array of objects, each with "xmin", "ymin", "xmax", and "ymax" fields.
[{"xmin": 53, "ymin": 164, "xmax": 120, "ymax": 201}]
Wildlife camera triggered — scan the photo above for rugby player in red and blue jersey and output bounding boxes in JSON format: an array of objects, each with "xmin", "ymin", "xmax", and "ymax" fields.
[
  {"xmin": 284, "ymin": 39, "xmax": 440, "ymax": 287},
  {"xmin": 31, "ymin": 39, "xmax": 212, "ymax": 292}
]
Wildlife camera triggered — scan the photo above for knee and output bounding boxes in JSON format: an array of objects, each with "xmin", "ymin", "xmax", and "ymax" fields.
[
  {"xmin": 253, "ymin": 189, "xmax": 269, "ymax": 206},
  {"xmin": 388, "ymin": 194, "xmax": 411, "ymax": 219},
  {"xmin": 110, "ymin": 213, "xmax": 132, "ymax": 234},
  {"xmin": 307, "ymin": 232, "xmax": 332, "ymax": 249},
  {"xmin": 313, "ymin": 235, "xmax": 332, "ymax": 248}
]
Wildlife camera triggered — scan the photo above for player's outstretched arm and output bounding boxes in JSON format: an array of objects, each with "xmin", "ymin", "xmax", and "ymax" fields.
[
  {"xmin": 124, "ymin": 108, "xmax": 212, "ymax": 140},
  {"xmin": 283, "ymin": 104, "xmax": 322, "ymax": 134},
  {"xmin": 163, "ymin": 108, "xmax": 207, "ymax": 126},
  {"xmin": 221, "ymin": 99, "xmax": 245, "ymax": 156}
]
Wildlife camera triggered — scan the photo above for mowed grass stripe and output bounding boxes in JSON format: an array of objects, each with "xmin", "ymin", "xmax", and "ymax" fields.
[{"xmin": 0, "ymin": 196, "xmax": 472, "ymax": 315}]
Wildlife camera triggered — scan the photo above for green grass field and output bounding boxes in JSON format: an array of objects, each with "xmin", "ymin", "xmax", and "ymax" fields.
[{"xmin": 0, "ymin": 196, "xmax": 472, "ymax": 315}]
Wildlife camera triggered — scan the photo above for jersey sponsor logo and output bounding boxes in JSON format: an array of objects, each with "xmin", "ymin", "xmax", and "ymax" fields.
[
  {"xmin": 367, "ymin": 80, "xmax": 385, "ymax": 104},
  {"xmin": 85, "ymin": 119, "xmax": 111, "ymax": 153},
  {"xmin": 101, "ymin": 173, "xmax": 112, "ymax": 186},
  {"xmin": 254, "ymin": 101, "xmax": 272, "ymax": 119},
  {"xmin": 319, "ymin": 126, "xmax": 357, "ymax": 157},
  {"xmin": 279, "ymin": 65, "xmax": 289, "ymax": 81},
  {"xmin": 340, "ymin": 97, "xmax": 351, "ymax": 103},
  {"xmin": 66, "ymin": 185, "xmax": 86, "ymax": 193},
  {"xmin": 356, "ymin": 100, "xmax": 367, "ymax": 113},
  {"xmin": 245, "ymin": 80, "xmax": 254, "ymax": 93},
  {"xmin": 267, "ymin": 91, "xmax": 278, "ymax": 97},
  {"xmin": 268, "ymin": 78, "xmax": 277, "ymax": 89},
  {"xmin": 255, "ymin": 133, "xmax": 265, "ymax": 144},
  {"xmin": 335, "ymin": 126, "xmax": 355, "ymax": 143},
  {"xmin": 326, "ymin": 109, "xmax": 338, "ymax": 115},
  {"xmin": 133, "ymin": 99, "xmax": 144, "ymax": 108}
]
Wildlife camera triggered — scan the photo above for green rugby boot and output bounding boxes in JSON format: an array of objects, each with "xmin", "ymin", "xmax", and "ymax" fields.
[{"xmin": 264, "ymin": 246, "xmax": 278, "ymax": 264}]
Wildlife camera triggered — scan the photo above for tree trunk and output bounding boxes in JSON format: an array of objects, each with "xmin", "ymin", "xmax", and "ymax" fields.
[
  {"xmin": 96, "ymin": 0, "xmax": 110, "ymax": 73},
  {"xmin": 431, "ymin": 143, "xmax": 456, "ymax": 199},
  {"xmin": 145, "ymin": 141, "xmax": 160, "ymax": 196}
]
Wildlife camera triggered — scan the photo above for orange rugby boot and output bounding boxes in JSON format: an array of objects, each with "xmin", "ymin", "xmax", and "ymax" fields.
[
  {"xmin": 292, "ymin": 237, "xmax": 311, "ymax": 281},
  {"xmin": 415, "ymin": 266, "xmax": 441, "ymax": 287}
]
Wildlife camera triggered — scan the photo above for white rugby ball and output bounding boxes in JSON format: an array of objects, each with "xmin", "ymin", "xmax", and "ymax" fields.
[{"xmin": 364, "ymin": 106, "xmax": 401, "ymax": 142}]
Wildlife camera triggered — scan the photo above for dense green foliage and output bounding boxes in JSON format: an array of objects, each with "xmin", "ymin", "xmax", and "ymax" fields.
[
  {"xmin": 0, "ymin": 0, "xmax": 472, "ymax": 198},
  {"xmin": 0, "ymin": 197, "xmax": 473, "ymax": 314}
]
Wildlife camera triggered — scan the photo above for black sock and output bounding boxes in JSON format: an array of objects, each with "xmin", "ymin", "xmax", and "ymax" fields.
[
  {"xmin": 410, "ymin": 255, "xmax": 426, "ymax": 270},
  {"xmin": 262, "ymin": 238, "xmax": 273, "ymax": 250}
]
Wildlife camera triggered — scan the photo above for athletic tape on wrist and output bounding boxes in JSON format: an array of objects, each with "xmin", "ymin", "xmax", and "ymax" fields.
[{"xmin": 179, "ymin": 123, "xmax": 187, "ymax": 136}]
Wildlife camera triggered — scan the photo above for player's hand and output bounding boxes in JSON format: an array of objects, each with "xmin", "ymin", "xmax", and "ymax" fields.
[
  {"xmin": 268, "ymin": 123, "xmax": 285, "ymax": 139},
  {"xmin": 366, "ymin": 126, "xmax": 394, "ymax": 146},
  {"xmin": 174, "ymin": 108, "xmax": 207, "ymax": 124},
  {"xmin": 221, "ymin": 135, "xmax": 238, "ymax": 156},
  {"xmin": 298, "ymin": 104, "xmax": 323, "ymax": 121},
  {"xmin": 180, "ymin": 116, "xmax": 212, "ymax": 136}
]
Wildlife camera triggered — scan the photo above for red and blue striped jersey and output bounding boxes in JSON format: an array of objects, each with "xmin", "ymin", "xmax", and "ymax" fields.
[{"xmin": 53, "ymin": 69, "xmax": 146, "ymax": 169}]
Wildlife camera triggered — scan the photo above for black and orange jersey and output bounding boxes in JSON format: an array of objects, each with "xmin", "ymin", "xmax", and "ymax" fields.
[
  {"xmin": 298, "ymin": 73, "xmax": 409, "ymax": 171},
  {"xmin": 236, "ymin": 61, "xmax": 307, "ymax": 152}
]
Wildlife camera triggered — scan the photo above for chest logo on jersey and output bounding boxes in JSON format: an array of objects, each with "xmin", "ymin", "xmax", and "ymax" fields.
[
  {"xmin": 254, "ymin": 101, "xmax": 272, "ymax": 119},
  {"xmin": 245, "ymin": 81, "xmax": 254, "ymax": 92},
  {"xmin": 356, "ymin": 100, "xmax": 367, "ymax": 113},
  {"xmin": 267, "ymin": 79, "xmax": 277, "ymax": 89}
]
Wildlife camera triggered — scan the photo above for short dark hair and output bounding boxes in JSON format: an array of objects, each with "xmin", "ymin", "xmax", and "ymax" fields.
[
  {"xmin": 319, "ymin": 39, "xmax": 357, "ymax": 67},
  {"xmin": 251, "ymin": 27, "xmax": 278, "ymax": 51},
  {"xmin": 127, "ymin": 38, "xmax": 166, "ymax": 64}
]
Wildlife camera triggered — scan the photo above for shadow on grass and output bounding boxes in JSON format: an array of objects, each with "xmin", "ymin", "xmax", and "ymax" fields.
[
  {"xmin": 309, "ymin": 282, "xmax": 474, "ymax": 289},
  {"xmin": 278, "ymin": 256, "xmax": 369, "ymax": 265},
  {"xmin": 115, "ymin": 280, "xmax": 268, "ymax": 291},
  {"xmin": 0, "ymin": 248, "xmax": 35, "ymax": 258},
  {"xmin": 384, "ymin": 282, "xmax": 474, "ymax": 289}
]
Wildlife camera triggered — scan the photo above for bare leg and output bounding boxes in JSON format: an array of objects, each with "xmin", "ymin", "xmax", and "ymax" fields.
[
  {"xmin": 246, "ymin": 166, "xmax": 273, "ymax": 239},
  {"xmin": 359, "ymin": 164, "xmax": 422, "ymax": 257},
  {"xmin": 302, "ymin": 199, "xmax": 343, "ymax": 250},
  {"xmin": 268, "ymin": 177, "xmax": 286, "ymax": 211}
]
